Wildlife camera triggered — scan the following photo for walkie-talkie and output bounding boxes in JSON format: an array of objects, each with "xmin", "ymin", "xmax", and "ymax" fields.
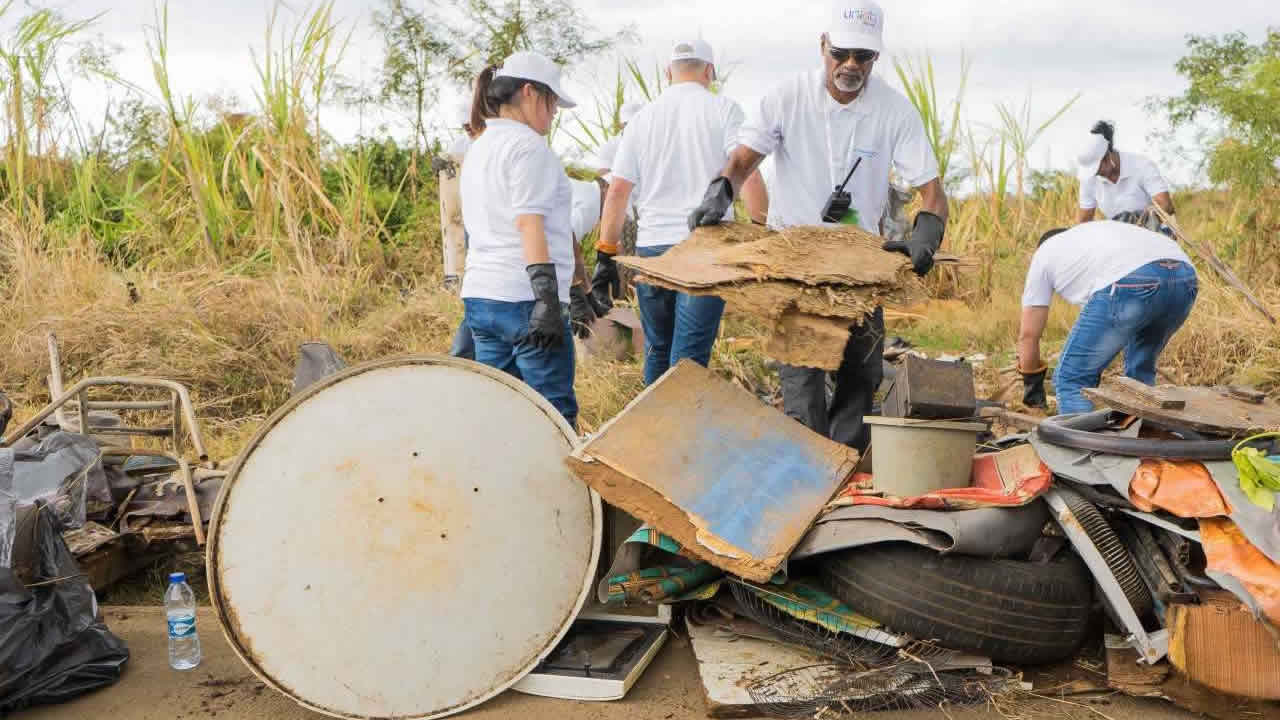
[{"xmin": 821, "ymin": 156, "xmax": 863, "ymax": 224}]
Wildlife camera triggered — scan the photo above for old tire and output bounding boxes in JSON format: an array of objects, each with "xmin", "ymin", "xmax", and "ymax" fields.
[{"xmin": 819, "ymin": 543, "xmax": 1093, "ymax": 665}]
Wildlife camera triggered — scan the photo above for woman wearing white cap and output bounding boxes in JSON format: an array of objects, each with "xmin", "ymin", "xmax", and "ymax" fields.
[
  {"xmin": 1076, "ymin": 121, "xmax": 1175, "ymax": 229},
  {"xmin": 460, "ymin": 50, "xmax": 582, "ymax": 427}
]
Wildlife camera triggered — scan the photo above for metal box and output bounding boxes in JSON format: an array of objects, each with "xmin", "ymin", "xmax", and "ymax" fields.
[{"xmin": 883, "ymin": 355, "xmax": 976, "ymax": 419}]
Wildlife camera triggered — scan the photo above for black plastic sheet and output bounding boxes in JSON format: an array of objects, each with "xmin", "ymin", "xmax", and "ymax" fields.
[{"xmin": 0, "ymin": 508, "xmax": 129, "ymax": 712}]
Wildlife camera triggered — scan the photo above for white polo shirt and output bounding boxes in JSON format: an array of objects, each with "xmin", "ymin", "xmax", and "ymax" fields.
[
  {"xmin": 460, "ymin": 118, "xmax": 574, "ymax": 303},
  {"xmin": 738, "ymin": 70, "xmax": 938, "ymax": 233},
  {"xmin": 570, "ymin": 178, "xmax": 602, "ymax": 241},
  {"xmin": 1021, "ymin": 221, "xmax": 1193, "ymax": 307},
  {"xmin": 1079, "ymin": 151, "xmax": 1169, "ymax": 219},
  {"xmin": 611, "ymin": 82, "xmax": 744, "ymax": 248}
]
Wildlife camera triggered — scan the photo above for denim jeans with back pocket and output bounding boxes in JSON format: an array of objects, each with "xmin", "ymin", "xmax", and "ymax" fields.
[
  {"xmin": 1054, "ymin": 260, "xmax": 1198, "ymax": 414},
  {"xmin": 634, "ymin": 244, "xmax": 727, "ymax": 386},
  {"xmin": 463, "ymin": 298, "xmax": 578, "ymax": 428}
]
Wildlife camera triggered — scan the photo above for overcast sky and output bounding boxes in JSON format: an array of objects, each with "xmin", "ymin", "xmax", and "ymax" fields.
[{"xmin": 15, "ymin": 0, "xmax": 1276, "ymax": 186}]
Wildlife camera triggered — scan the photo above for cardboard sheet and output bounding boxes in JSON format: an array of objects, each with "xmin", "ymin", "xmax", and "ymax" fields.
[{"xmin": 567, "ymin": 360, "xmax": 858, "ymax": 582}]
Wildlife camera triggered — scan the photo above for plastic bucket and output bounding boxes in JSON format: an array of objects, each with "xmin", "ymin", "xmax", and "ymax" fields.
[{"xmin": 863, "ymin": 416, "xmax": 986, "ymax": 496}]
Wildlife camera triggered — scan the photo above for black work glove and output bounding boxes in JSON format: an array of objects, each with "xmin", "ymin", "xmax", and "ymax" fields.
[
  {"xmin": 1022, "ymin": 368, "xmax": 1048, "ymax": 409},
  {"xmin": 525, "ymin": 263, "xmax": 565, "ymax": 350},
  {"xmin": 687, "ymin": 177, "xmax": 734, "ymax": 229},
  {"xmin": 430, "ymin": 155, "xmax": 457, "ymax": 178},
  {"xmin": 569, "ymin": 284, "xmax": 597, "ymax": 339},
  {"xmin": 590, "ymin": 250, "xmax": 620, "ymax": 313},
  {"xmin": 882, "ymin": 210, "xmax": 944, "ymax": 276}
]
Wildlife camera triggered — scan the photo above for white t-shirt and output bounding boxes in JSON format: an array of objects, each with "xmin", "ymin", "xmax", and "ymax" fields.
[
  {"xmin": 611, "ymin": 83, "xmax": 744, "ymax": 248},
  {"xmin": 1079, "ymin": 151, "xmax": 1169, "ymax": 219},
  {"xmin": 1021, "ymin": 221, "xmax": 1193, "ymax": 307},
  {"xmin": 570, "ymin": 178, "xmax": 602, "ymax": 241},
  {"xmin": 595, "ymin": 136, "xmax": 622, "ymax": 172},
  {"xmin": 460, "ymin": 118, "xmax": 574, "ymax": 303},
  {"xmin": 738, "ymin": 70, "xmax": 938, "ymax": 233}
]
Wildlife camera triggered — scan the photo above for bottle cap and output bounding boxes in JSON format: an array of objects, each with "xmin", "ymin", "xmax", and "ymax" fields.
[{"xmin": 169, "ymin": 572, "xmax": 186, "ymax": 584}]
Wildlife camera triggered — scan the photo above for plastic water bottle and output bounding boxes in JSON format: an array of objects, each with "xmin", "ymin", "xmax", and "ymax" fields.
[{"xmin": 165, "ymin": 572, "xmax": 201, "ymax": 670}]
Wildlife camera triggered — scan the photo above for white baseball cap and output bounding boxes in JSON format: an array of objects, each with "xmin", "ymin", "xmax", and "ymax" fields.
[
  {"xmin": 828, "ymin": 0, "xmax": 885, "ymax": 52},
  {"xmin": 670, "ymin": 37, "xmax": 715, "ymax": 65},
  {"xmin": 1077, "ymin": 133, "xmax": 1110, "ymax": 181},
  {"xmin": 495, "ymin": 51, "xmax": 578, "ymax": 109}
]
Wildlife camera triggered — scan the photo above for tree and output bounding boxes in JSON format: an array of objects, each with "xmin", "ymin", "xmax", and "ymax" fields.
[
  {"xmin": 371, "ymin": 0, "xmax": 451, "ymax": 157},
  {"xmin": 436, "ymin": 0, "xmax": 633, "ymax": 85},
  {"xmin": 1156, "ymin": 28, "xmax": 1280, "ymax": 191}
]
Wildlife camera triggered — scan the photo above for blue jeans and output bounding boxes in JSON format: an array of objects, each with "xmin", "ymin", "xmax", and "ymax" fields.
[
  {"xmin": 449, "ymin": 317, "xmax": 475, "ymax": 359},
  {"xmin": 463, "ymin": 298, "xmax": 578, "ymax": 428},
  {"xmin": 634, "ymin": 244, "xmax": 726, "ymax": 386},
  {"xmin": 1054, "ymin": 260, "xmax": 1197, "ymax": 414}
]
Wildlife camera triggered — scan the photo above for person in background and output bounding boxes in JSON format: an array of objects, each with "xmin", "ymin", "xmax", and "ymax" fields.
[
  {"xmin": 1076, "ymin": 121, "xmax": 1175, "ymax": 232},
  {"xmin": 593, "ymin": 100, "xmax": 646, "ymax": 177},
  {"xmin": 568, "ymin": 176, "xmax": 608, "ymax": 337},
  {"xmin": 1018, "ymin": 221, "xmax": 1197, "ymax": 413},
  {"xmin": 688, "ymin": 0, "xmax": 947, "ymax": 451},
  {"xmin": 461, "ymin": 51, "xmax": 581, "ymax": 427},
  {"xmin": 593, "ymin": 37, "xmax": 743, "ymax": 385},
  {"xmin": 445, "ymin": 99, "xmax": 481, "ymax": 359}
]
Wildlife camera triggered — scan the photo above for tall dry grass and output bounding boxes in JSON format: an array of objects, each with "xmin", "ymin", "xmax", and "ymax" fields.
[{"xmin": 0, "ymin": 3, "xmax": 1277, "ymax": 461}]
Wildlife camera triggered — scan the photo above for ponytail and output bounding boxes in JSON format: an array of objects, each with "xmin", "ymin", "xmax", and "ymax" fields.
[
  {"xmin": 1090, "ymin": 120, "xmax": 1115, "ymax": 151},
  {"xmin": 470, "ymin": 65, "xmax": 499, "ymax": 135},
  {"xmin": 469, "ymin": 61, "xmax": 556, "ymax": 135}
]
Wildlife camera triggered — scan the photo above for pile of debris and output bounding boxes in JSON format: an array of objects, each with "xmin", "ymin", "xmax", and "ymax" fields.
[
  {"xmin": 0, "ymin": 334, "xmax": 227, "ymax": 712},
  {"xmin": 616, "ymin": 223, "xmax": 964, "ymax": 369},
  {"xmin": 568, "ymin": 361, "xmax": 1280, "ymax": 717}
]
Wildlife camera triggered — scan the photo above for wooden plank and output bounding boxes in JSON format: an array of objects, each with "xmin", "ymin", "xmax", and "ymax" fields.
[
  {"xmin": 1108, "ymin": 377, "xmax": 1186, "ymax": 410},
  {"xmin": 568, "ymin": 361, "xmax": 858, "ymax": 583},
  {"xmin": 686, "ymin": 618, "xmax": 826, "ymax": 718},
  {"xmin": 1083, "ymin": 382, "xmax": 1280, "ymax": 435}
]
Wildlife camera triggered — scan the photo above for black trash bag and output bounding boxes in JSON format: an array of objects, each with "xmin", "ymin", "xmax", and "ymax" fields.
[
  {"xmin": 0, "ymin": 507, "xmax": 129, "ymax": 713},
  {"xmin": 291, "ymin": 342, "xmax": 347, "ymax": 396}
]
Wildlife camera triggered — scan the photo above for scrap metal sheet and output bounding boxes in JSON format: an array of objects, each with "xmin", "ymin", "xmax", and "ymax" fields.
[{"xmin": 568, "ymin": 360, "xmax": 858, "ymax": 582}]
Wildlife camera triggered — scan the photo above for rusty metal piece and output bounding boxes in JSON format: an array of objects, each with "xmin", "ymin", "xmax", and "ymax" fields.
[
  {"xmin": 102, "ymin": 449, "xmax": 204, "ymax": 545},
  {"xmin": 883, "ymin": 355, "xmax": 976, "ymax": 419},
  {"xmin": 2, "ymin": 376, "xmax": 211, "ymax": 465}
]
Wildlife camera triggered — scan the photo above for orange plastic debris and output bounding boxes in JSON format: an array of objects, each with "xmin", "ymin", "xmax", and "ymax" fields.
[
  {"xmin": 1129, "ymin": 459, "xmax": 1232, "ymax": 517},
  {"xmin": 1200, "ymin": 518, "xmax": 1280, "ymax": 627}
]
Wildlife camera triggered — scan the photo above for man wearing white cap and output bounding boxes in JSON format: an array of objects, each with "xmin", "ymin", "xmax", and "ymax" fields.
[
  {"xmin": 592, "ymin": 37, "xmax": 745, "ymax": 385},
  {"xmin": 1076, "ymin": 121, "xmax": 1175, "ymax": 230},
  {"xmin": 688, "ymin": 1, "xmax": 947, "ymax": 451}
]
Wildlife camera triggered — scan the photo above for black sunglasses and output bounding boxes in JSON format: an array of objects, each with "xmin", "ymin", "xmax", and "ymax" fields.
[{"xmin": 828, "ymin": 47, "xmax": 878, "ymax": 65}]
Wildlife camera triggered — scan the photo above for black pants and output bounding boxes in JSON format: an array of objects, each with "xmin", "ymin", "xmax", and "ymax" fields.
[{"xmin": 779, "ymin": 307, "xmax": 884, "ymax": 452}]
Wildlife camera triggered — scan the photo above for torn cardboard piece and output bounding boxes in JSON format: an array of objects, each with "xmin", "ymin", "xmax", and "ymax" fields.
[
  {"xmin": 567, "ymin": 360, "xmax": 858, "ymax": 583},
  {"xmin": 615, "ymin": 223, "xmax": 959, "ymax": 371}
]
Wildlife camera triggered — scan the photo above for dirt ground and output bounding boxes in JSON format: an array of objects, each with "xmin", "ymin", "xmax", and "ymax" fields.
[{"xmin": 21, "ymin": 607, "xmax": 1210, "ymax": 720}]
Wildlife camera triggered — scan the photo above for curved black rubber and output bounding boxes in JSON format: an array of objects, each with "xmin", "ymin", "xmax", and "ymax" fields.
[
  {"xmin": 1054, "ymin": 486, "xmax": 1154, "ymax": 619},
  {"xmin": 1037, "ymin": 411, "xmax": 1235, "ymax": 459},
  {"xmin": 819, "ymin": 543, "xmax": 1093, "ymax": 665}
]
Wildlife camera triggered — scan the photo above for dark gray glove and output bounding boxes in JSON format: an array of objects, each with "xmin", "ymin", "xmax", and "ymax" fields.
[
  {"xmin": 882, "ymin": 210, "xmax": 944, "ymax": 276},
  {"xmin": 569, "ymin": 284, "xmax": 597, "ymax": 339},
  {"xmin": 589, "ymin": 251, "xmax": 620, "ymax": 313},
  {"xmin": 525, "ymin": 263, "xmax": 565, "ymax": 350},
  {"xmin": 431, "ymin": 154, "xmax": 457, "ymax": 178},
  {"xmin": 1022, "ymin": 368, "xmax": 1048, "ymax": 409},
  {"xmin": 688, "ymin": 177, "xmax": 734, "ymax": 229}
]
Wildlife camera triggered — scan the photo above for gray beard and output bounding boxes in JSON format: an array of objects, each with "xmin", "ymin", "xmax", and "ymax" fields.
[{"xmin": 834, "ymin": 72, "xmax": 867, "ymax": 94}]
